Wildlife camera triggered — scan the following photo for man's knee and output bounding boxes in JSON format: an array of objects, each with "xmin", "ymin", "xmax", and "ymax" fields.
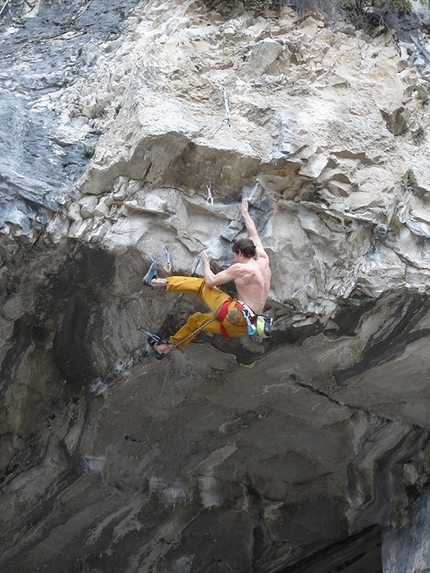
[{"xmin": 186, "ymin": 311, "xmax": 205, "ymax": 329}]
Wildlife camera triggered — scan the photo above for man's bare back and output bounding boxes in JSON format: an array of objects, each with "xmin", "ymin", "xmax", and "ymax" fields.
[{"xmin": 233, "ymin": 257, "xmax": 271, "ymax": 314}]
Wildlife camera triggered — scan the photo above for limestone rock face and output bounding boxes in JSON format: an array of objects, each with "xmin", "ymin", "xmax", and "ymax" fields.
[{"xmin": 2, "ymin": 1, "xmax": 430, "ymax": 572}]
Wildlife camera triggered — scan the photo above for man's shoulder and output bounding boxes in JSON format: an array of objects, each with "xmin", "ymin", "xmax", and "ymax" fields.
[
  {"xmin": 225, "ymin": 262, "xmax": 244, "ymax": 276},
  {"xmin": 255, "ymin": 253, "xmax": 270, "ymax": 267}
]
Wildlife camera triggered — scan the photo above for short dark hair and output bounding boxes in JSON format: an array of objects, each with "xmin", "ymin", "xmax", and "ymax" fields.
[{"xmin": 232, "ymin": 238, "xmax": 256, "ymax": 258}]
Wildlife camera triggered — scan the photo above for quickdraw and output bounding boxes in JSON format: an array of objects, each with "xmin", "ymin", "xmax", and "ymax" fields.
[
  {"xmin": 163, "ymin": 245, "xmax": 171, "ymax": 273},
  {"xmin": 221, "ymin": 86, "xmax": 232, "ymax": 129},
  {"xmin": 206, "ymin": 183, "xmax": 213, "ymax": 206}
]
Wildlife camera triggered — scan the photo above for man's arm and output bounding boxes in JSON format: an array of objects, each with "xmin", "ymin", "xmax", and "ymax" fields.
[
  {"xmin": 201, "ymin": 251, "xmax": 240, "ymax": 288},
  {"xmin": 239, "ymin": 198, "xmax": 268, "ymax": 259}
]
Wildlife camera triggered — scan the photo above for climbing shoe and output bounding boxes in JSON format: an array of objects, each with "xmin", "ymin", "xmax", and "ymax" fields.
[
  {"xmin": 147, "ymin": 334, "xmax": 173, "ymax": 360},
  {"xmin": 142, "ymin": 259, "xmax": 158, "ymax": 290}
]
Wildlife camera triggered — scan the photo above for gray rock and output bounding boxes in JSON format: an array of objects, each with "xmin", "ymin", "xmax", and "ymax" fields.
[{"xmin": 2, "ymin": 1, "xmax": 430, "ymax": 572}]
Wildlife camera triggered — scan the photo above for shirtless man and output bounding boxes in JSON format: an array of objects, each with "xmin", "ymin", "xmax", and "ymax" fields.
[{"xmin": 146, "ymin": 198, "xmax": 271, "ymax": 358}]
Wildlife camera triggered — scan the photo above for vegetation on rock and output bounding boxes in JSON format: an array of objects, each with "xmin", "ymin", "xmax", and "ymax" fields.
[{"xmin": 202, "ymin": 0, "xmax": 426, "ymax": 31}]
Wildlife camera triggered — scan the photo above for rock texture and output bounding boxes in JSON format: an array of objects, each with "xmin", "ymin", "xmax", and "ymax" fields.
[{"xmin": 2, "ymin": 1, "xmax": 430, "ymax": 572}]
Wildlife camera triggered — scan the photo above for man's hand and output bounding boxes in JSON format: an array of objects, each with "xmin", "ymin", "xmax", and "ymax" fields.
[
  {"xmin": 201, "ymin": 250, "xmax": 220, "ymax": 287},
  {"xmin": 239, "ymin": 198, "xmax": 249, "ymax": 215},
  {"xmin": 201, "ymin": 250, "xmax": 212, "ymax": 264}
]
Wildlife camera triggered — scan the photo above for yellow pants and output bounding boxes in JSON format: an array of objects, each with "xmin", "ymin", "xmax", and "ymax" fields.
[{"xmin": 166, "ymin": 277, "xmax": 248, "ymax": 348}]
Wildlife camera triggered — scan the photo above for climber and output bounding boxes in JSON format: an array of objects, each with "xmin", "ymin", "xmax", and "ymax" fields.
[{"xmin": 142, "ymin": 198, "xmax": 271, "ymax": 359}]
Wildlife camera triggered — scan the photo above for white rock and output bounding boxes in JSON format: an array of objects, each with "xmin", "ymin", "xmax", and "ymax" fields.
[
  {"xmin": 79, "ymin": 195, "xmax": 98, "ymax": 218},
  {"xmin": 241, "ymin": 38, "xmax": 283, "ymax": 77}
]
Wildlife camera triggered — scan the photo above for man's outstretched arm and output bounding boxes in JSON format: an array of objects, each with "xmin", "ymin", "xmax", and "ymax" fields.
[
  {"xmin": 201, "ymin": 251, "xmax": 240, "ymax": 288},
  {"xmin": 239, "ymin": 198, "xmax": 268, "ymax": 259}
]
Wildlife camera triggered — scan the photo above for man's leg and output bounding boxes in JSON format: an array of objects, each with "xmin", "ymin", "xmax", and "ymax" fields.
[
  {"xmin": 170, "ymin": 311, "xmax": 222, "ymax": 349},
  {"xmin": 149, "ymin": 276, "xmax": 230, "ymax": 355},
  {"xmin": 165, "ymin": 277, "xmax": 229, "ymax": 312},
  {"xmin": 170, "ymin": 305, "xmax": 248, "ymax": 348}
]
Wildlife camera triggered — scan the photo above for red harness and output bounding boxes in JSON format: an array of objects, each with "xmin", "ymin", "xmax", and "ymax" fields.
[{"xmin": 215, "ymin": 300, "xmax": 255, "ymax": 338}]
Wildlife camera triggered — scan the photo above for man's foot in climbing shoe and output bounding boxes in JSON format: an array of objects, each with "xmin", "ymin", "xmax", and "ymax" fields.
[
  {"xmin": 142, "ymin": 259, "xmax": 158, "ymax": 290},
  {"xmin": 147, "ymin": 334, "xmax": 174, "ymax": 360}
]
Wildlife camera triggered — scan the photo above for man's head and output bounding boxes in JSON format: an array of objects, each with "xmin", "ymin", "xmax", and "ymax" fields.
[{"xmin": 232, "ymin": 238, "xmax": 256, "ymax": 259}]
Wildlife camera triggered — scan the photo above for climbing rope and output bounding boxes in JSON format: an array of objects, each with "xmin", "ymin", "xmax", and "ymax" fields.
[
  {"xmin": 170, "ymin": 316, "xmax": 216, "ymax": 349},
  {"xmin": 136, "ymin": 353, "xmax": 196, "ymax": 569},
  {"xmin": 143, "ymin": 353, "xmax": 174, "ymax": 445},
  {"xmin": 141, "ymin": 312, "xmax": 230, "ymax": 571},
  {"xmin": 0, "ymin": 0, "xmax": 10, "ymax": 17}
]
